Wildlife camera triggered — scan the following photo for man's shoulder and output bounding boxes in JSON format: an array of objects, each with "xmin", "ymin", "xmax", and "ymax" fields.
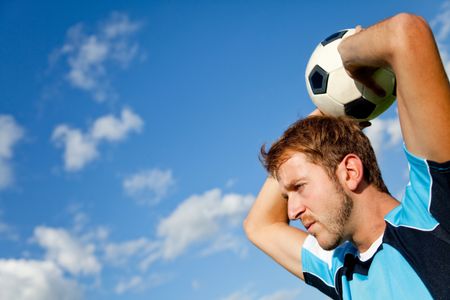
[
  {"xmin": 303, "ymin": 235, "xmax": 357, "ymax": 266},
  {"xmin": 387, "ymin": 145, "xmax": 449, "ymax": 230}
]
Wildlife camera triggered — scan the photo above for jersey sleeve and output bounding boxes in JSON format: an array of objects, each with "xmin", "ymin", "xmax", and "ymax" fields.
[
  {"xmin": 396, "ymin": 146, "xmax": 450, "ymax": 231},
  {"xmin": 302, "ymin": 235, "xmax": 349, "ymax": 300}
]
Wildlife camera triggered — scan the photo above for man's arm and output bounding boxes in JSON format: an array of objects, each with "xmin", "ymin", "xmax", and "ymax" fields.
[
  {"xmin": 243, "ymin": 176, "xmax": 308, "ymax": 280},
  {"xmin": 338, "ymin": 13, "xmax": 450, "ymax": 162},
  {"xmin": 243, "ymin": 109, "xmax": 324, "ymax": 280}
]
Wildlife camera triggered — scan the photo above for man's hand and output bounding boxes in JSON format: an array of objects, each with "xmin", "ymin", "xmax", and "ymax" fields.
[
  {"xmin": 309, "ymin": 108, "xmax": 324, "ymax": 117},
  {"xmin": 338, "ymin": 26, "xmax": 387, "ymax": 98},
  {"xmin": 335, "ymin": 13, "xmax": 450, "ymax": 162},
  {"xmin": 309, "ymin": 108, "xmax": 371, "ymax": 129}
]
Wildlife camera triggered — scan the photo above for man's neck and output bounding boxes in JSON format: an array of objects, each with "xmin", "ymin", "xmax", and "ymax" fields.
[{"xmin": 347, "ymin": 186, "xmax": 400, "ymax": 253}]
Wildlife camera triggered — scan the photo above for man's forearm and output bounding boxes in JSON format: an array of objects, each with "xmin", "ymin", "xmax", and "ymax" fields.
[
  {"xmin": 244, "ymin": 176, "xmax": 289, "ymax": 238},
  {"xmin": 244, "ymin": 176, "xmax": 307, "ymax": 280},
  {"xmin": 339, "ymin": 13, "xmax": 450, "ymax": 162}
]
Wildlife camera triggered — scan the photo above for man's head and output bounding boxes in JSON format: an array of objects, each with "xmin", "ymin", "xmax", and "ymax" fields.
[
  {"xmin": 260, "ymin": 115, "xmax": 389, "ymax": 249},
  {"xmin": 260, "ymin": 115, "xmax": 388, "ymax": 194}
]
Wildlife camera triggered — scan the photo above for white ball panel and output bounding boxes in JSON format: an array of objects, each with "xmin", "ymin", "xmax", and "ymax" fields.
[
  {"xmin": 305, "ymin": 28, "xmax": 396, "ymax": 120},
  {"xmin": 327, "ymin": 68, "xmax": 363, "ymax": 104},
  {"xmin": 305, "ymin": 44, "xmax": 325, "ymax": 75},
  {"xmin": 362, "ymin": 68, "xmax": 396, "ymax": 104},
  {"xmin": 305, "ymin": 29, "xmax": 356, "ymax": 76},
  {"xmin": 310, "ymin": 93, "xmax": 345, "ymax": 117}
]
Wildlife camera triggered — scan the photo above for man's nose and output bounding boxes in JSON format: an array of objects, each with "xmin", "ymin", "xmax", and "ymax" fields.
[{"xmin": 287, "ymin": 195, "xmax": 306, "ymax": 220}]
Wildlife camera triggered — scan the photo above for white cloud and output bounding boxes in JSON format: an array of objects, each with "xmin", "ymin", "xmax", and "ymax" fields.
[
  {"xmin": 34, "ymin": 226, "xmax": 101, "ymax": 276},
  {"xmin": 432, "ymin": 0, "xmax": 450, "ymax": 77},
  {"xmin": 91, "ymin": 108, "xmax": 143, "ymax": 141},
  {"xmin": 115, "ymin": 276, "xmax": 143, "ymax": 294},
  {"xmin": 0, "ymin": 159, "xmax": 13, "ymax": 189},
  {"xmin": 226, "ymin": 178, "xmax": 238, "ymax": 188},
  {"xmin": 0, "ymin": 115, "xmax": 24, "ymax": 159},
  {"xmin": 157, "ymin": 189, "xmax": 254, "ymax": 260},
  {"xmin": 200, "ymin": 233, "xmax": 247, "ymax": 257},
  {"xmin": 0, "ymin": 220, "xmax": 16, "ymax": 240},
  {"xmin": 437, "ymin": 43, "xmax": 450, "ymax": 77},
  {"xmin": 432, "ymin": 1, "xmax": 450, "ymax": 41},
  {"xmin": 221, "ymin": 288, "xmax": 255, "ymax": 300},
  {"xmin": 259, "ymin": 288, "xmax": 302, "ymax": 300},
  {"xmin": 0, "ymin": 210, "xmax": 19, "ymax": 241},
  {"xmin": 52, "ymin": 108, "xmax": 143, "ymax": 171},
  {"xmin": 364, "ymin": 116, "xmax": 402, "ymax": 156},
  {"xmin": 0, "ymin": 115, "xmax": 24, "ymax": 189},
  {"xmin": 123, "ymin": 168, "xmax": 175, "ymax": 205},
  {"xmin": 138, "ymin": 249, "xmax": 162, "ymax": 272},
  {"xmin": 54, "ymin": 12, "xmax": 142, "ymax": 101},
  {"xmin": 102, "ymin": 12, "xmax": 141, "ymax": 39},
  {"xmin": 114, "ymin": 273, "xmax": 174, "ymax": 294},
  {"xmin": 221, "ymin": 287, "xmax": 302, "ymax": 300},
  {"xmin": 0, "ymin": 259, "xmax": 82, "ymax": 300},
  {"xmin": 52, "ymin": 125, "xmax": 98, "ymax": 171},
  {"xmin": 104, "ymin": 237, "xmax": 161, "ymax": 268},
  {"xmin": 192, "ymin": 279, "xmax": 201, "ymax": 290}
]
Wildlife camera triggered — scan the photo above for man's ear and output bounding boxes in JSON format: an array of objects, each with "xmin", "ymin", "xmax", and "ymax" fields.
[{"xmin": 337, "ymin": 154, "xmax": 364, "ymax": 191}]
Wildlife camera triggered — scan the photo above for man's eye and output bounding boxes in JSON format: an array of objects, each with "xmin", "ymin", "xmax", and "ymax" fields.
[{"xmin": 296, "ymin": 184, "xmax": 304, "ymax": 191}]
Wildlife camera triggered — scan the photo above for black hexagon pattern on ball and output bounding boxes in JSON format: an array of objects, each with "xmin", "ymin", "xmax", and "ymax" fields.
[
  {"xmin": 321, "ymin": 30, "xmax": 348, "ymax": 46},
  {"xmin": 344, "ymin": 97, "xmax": 376, "ymax": 119},
  {"xmin": 309, "ymin": 65, "xmax": 329, "ymax": 94}
]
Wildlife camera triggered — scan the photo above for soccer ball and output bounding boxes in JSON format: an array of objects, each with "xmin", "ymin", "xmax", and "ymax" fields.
[{"xmin": 305, "ymin": 29, "xmax": 396, "ymax": 121}]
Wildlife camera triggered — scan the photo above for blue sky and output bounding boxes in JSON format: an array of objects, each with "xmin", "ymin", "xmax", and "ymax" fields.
[{"xmin": 0, "ymin": 1, "xmax": 449, "ymax": 299}]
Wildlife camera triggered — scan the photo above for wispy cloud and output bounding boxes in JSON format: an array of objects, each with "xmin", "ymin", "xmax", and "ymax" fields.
[
  {"xmin": 104, "ymin": 188, "xmax": 254, "ymax": 273},
  {"xmin": 157, "ymin": 189, "xmax": 254, "ymax": 260},
  {"xmin": 0, "ymin": 210, "xmax": 19, "ymax": 241},
  {"xmin": 52, "ymin": 108, "xmax": 143, "ymax": 171},
  {"xmin": 123, "ymin": 169, "xmax": 175, "ymax": 205},
  {"xmin": 431, "ymin": 0, "xmax": 450, "ymax": 77},
  {"xmin": 115, "ymin": 276, "xmax": 143, "ymax": 294},
  {"xmin": 0, "ymin": 259, "xmax": 82, "ymax": 300},
  {"xmin": 114, "ymin": 273, "xmax": 174, "ymax": 295},
  {"xmin": 200, "ymin": 233, "xmax": 248, "ymax": 257},
  {"xmin": 51, "ymin": 12, "xmax": 143, "ymax": 102},
  {"xmin": 104, "ymin": 237, "xmax": 161, "ymax": 268},
  {"xmin": 34, "ymin": 226, "xmax": 101, "ymax": 276},
  {"xmin": 364, "ymin": 115, "xmax": 402, "ymax": 156},
  {"xmin": 259, "ymin": 289, "xmax": 303, "ymax": 300},
  {"xmin": 220, "ymin": 286, "xmax": 302, "ymax": 300},
  {"xmin": 221, "ymin": 287, "xmax": 256, "ymax": 300},
  {"xmin": 0, "ymin": 209, "xmax": 107, "ymax": 299},
  {"xmin": 51, "ymin": 125, "xmax": 98, "ymax": 171},
  {"xmin": 0, "ymin": 220, "xmax": 17, "ymax": 241},
  {"xmin": 0, "ymin": 115, "xmax": 24, "ymax": 190},
  {"xmin": 0, "ymin": 187, "xmax": 254, "ymax": 297},
  {"xmin": 91, "ymin": 108, "xmax": 144, "ymax": 141}
]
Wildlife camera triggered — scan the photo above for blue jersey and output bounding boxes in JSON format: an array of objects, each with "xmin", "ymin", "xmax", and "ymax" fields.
[{"xmin": 301, "ymin": 147, "xmax": 450, "ymax": 300}]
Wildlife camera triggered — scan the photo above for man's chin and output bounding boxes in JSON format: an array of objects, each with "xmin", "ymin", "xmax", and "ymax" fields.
[{"xmin": 316, "ymin": 235, "xmax": 343, "ymax": 251}]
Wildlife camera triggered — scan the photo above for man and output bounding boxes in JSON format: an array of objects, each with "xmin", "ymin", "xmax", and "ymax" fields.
[{"xmin": 244, "ymin": 13, "xmax": 450, "ymax": 299}]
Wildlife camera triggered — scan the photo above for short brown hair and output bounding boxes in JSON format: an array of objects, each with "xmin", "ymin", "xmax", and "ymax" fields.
[{"xmin": 260, "ymin": 115, "xmax": 389, "ymax": 194}]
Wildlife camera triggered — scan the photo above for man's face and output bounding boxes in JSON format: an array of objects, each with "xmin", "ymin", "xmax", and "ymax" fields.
[{"xmin": 277, "ymin": 152, "xmax": 353, "ymax": 250}]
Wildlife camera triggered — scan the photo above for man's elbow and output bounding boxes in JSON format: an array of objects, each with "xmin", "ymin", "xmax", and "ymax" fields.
[
  {"xmin": 243, "ymin": 216, "xmax": 265, "ymax": 245},
  {"xmin": 390, "ymin": 13, "xmax": 433, "ymax": 52},
  {"xmin": 243, "ymin": 217, "xmax": 256, "ymax": 240}
]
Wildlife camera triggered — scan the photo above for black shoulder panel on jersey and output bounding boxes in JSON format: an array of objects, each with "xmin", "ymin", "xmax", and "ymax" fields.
[
  {"xmin": 427, "ymin": 159, "xmax": 450, "ymax": 232},
  {"xmin": 304, "ymin": 272, "xmax": 340, "ymax": 300},
  {"xmin": 384, "ymin": 223, "xmax": 450, "ymax": 300}
]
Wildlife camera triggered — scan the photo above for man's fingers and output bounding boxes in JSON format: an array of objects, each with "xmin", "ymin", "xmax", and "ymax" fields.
[
  {"xmin": 359, "ymin": 121, "xmax": 372, "ymax": 129},
  {"xmin": 351, "ymin": 66, "xmax": 386, "ymax": 97},
  {"xmin": 309, "ymin": 109, "xmax": 324, "ymax": 117}
]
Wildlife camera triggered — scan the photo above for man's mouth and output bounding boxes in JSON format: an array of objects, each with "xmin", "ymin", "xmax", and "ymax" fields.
[{"xmin": 303, "ymin": 221, "xmax": 315, "ymax": 231}]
